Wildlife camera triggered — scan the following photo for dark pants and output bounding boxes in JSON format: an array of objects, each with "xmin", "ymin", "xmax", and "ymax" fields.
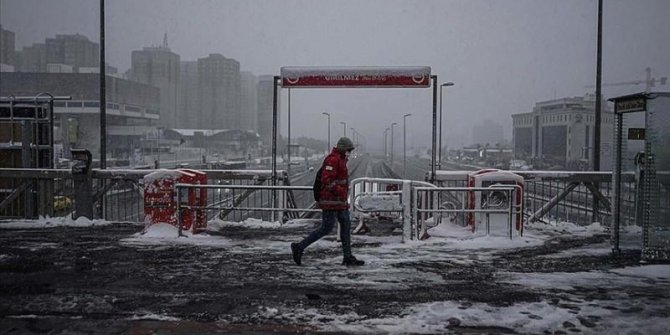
[{"xmin": 297, "ymin": 210, "xmax": 352, "ymax": 258}]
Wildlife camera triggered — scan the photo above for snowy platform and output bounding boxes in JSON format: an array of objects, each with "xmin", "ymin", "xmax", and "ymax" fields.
[{"xmin": 0, "ymin": 217, "xmax": 668, "ymax": 334}]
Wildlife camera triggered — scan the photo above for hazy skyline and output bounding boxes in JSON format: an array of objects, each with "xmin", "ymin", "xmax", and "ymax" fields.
[{"xmin": 2, "ymin": 0, "xmax": 669, "ymax": 151}]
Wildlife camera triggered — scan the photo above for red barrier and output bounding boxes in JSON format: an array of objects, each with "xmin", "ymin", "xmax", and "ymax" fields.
[{"xmin": 143, "ymin": 169, "xmax": 208, "ymax": 233}]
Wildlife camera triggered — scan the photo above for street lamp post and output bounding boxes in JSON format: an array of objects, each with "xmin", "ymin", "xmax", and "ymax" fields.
[
  {"xmin": 287, "ymin": 88, "xmax": 292, "ymax": 177},
  {"xmin": 321, "ymin": 112, "xmax": 330, "ymax": 151},
  {"xmin": 340, "ymin": 121, "xmax": 347, "ymax": 137},
  {"xmin": 350, "ymin": 127, "xmax": 356, "ymax": 146},
  {"xmin": 403, "ymin": 113, "xmax": 411, "ymax": 178},
  {"xmin": 390, "ymin": 122, "xmax": 398, "ymax": 164},
  {"xmin": 384, "ymin": 127, "xmax": 390, "ymax": 159},
  {"xmin": 439, "ymin": 82, "xmax": 454, "ymax": 169}
]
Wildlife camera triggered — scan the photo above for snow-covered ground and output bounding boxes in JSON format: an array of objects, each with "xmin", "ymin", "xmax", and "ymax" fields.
[{"xmin": 1, "ymin": 217, "xmax": 668, "ymax": 334}]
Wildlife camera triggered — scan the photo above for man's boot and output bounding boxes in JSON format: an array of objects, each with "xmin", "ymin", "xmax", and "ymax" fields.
[
  {"xmin": 342, "ymin": 255, "xmax": 365, "ymax": 266},
  {"xmin": 291, "ymin": 243, "xmax": 303, "ymax": 265}
]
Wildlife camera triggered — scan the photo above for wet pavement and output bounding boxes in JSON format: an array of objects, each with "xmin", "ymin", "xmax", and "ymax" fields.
[{"xmin": 0, "ymin": 220, "xmax": 668, "ymax": 334}]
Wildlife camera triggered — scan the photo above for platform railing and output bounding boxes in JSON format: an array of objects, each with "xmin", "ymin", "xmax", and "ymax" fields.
[
  {"xmin": 1, "ymin": 168, "xmax": 638, "ymax": 228},
  {"xmin": 431, "ymin": 170, "xmax": 637, "ymax": 226},
  {"xmin": 0, "ymin": 168, "xmax": 288, "ymax": 222}
]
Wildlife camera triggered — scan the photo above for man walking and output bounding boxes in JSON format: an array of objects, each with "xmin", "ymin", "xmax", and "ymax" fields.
[{"xmin": 291, "ymin": 137, "xmax": 365, "ymax": 266}]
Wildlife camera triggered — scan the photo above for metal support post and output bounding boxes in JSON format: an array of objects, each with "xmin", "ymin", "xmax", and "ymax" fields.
[
  {"xmin": 402, "ymin": 180, "xmax": 412, "ymax": 242},
  {"xmin": 272, "ymin": 76, "xmax": 280, "ymax": 221},
  {"xmin": 430, "ymin": 75, "xmax": 438, "ymax": 183}
]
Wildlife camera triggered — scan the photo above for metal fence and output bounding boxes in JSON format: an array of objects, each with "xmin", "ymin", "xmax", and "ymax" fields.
[
  {"xmin": 0, "ymin": 168, "xmax": 290, "ymax": 223},
  {"xmin": 1, "ymin": 168, "xmax": 639, "ymax": 231},
  {"xmin": 413, "ymin": 185, "xmax": 524, "ymax": 240},
  {"xmin": 175, "ymin": 183, "xmax": 319, "ymax": 230},
  {"xmin": 432, "ymin": 170, "xmax": 637, "ymax": 227}
]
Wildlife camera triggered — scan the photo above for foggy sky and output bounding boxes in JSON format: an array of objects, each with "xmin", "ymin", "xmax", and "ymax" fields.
[{"xmin": 1, "ymin": 0, "xmax": 669, "ymax": 151}]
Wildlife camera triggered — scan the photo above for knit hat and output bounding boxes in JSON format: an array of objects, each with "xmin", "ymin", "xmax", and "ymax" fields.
[{"xmin": 336, "ymin": 137, "xmax": 355, "ymax": 151}]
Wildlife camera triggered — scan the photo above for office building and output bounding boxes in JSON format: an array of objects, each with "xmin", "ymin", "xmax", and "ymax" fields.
[
  {"xmin": 257, "ymin": 75, "xmax": 280, "ymax": 147},
  {"xmin": 197, "ymin": 53, "xmax": 240, "ymax": 130},
  {"xmin": 512, "ymin": 94, "xmax": 614, "ymax": 170},
  {"xmin": 179, "ymin": 61, "xmax": 199, "ymax": 128},
  {"xmin": 0, "ymin": 25, "xmax": 16, "ymax": 69},
  {"xmin": 240, "ymin": 71, "xmax": 258, "ymax": 132},
  {"xmin": 129, "ymin": 39, "xmax": 180, "ymax": 128},
  {"xmin": 1, "ymin": 72, "xmax": 159, "ymax": 162}
]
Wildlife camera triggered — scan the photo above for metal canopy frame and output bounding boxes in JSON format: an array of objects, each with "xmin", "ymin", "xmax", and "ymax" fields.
[{"xmin": 271, "ymin": 67, "xmax": 440, "ymax": 188}]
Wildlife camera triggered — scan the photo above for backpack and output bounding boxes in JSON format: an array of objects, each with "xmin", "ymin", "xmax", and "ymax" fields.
[{"xmin": 312, "ymin": 166, "xmax": 323, "ymax": 202}]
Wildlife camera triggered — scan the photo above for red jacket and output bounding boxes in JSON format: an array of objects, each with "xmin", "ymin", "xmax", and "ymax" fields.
[{"xmin": 318, "ymin": 148, "xmax": 350, "ymax": 210}]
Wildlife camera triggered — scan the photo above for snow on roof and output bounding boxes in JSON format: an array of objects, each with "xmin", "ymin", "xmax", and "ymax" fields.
[
  {"xmin": 142, "ymin": 169, "xmax": 183, "ymax": 183},
  {"xmin": 168, "ymin": 129, "xmax": 230, "ymax": 137}
]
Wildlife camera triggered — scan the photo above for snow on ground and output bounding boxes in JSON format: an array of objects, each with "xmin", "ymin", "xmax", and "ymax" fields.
[
  {"xmin": 3, "ymin": 216, "xmax": 669, "ymax": 334},
  {"xmin": 0, "ymin": 215, "xmax": 110, "ymax": 229}
]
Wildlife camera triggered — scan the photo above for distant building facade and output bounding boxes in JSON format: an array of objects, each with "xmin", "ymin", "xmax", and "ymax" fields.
[
  {"xmin": 45, "ymin": 34, "xmax": 98, "ymax": 70},
  {"xmin": 197, "ymin": 53, "xmax": 241, "ymax": 130},
  {"xmin": 257, "ymin": 75, "xmax": 280, "ymax": 147},
  {"xmin": 179, "ymin": 61, "xmax": 199, "ymax": 128},
  {"xmin": 15, "ymin": 43, "xmax": 47, "ymax": 72},
  {"xmin": 512, "ymin": 95, "xmax": 614, "ymax": 170},
  {"xmin": 240, "ymin": 71, "xmax": 258, "ymax": 132},
  {"xmin": 0, "ymin": 25, "xmax": 16, "ymax": 69},
  {"xmin": 10, "ymin": 33, "xmax": 118, "ymax": 75},
  {"xmin": 0, "ymin": 72, "xmax": 160, "ymax": 161},
  {"xmin": 129, "ymin": 43, "xmax": 180, "ymax": 128}
]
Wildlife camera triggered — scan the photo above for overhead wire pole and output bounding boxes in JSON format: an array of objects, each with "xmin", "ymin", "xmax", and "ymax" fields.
[
  {"xmin": 272, "ymin": 76, "xmax": 280, "ymax": 221},
  {"xmin": 287, "ymin": 88, "xmax": 291, "ymax": 178},
  {"xmin": 322, "ymin": 112, "xmax": 330, "ymax": 151},
  {"xmin": 430, "ymin": 75, "xmax": 437, "ymax": 184},
  {"xmin": 99, "ymin": 0, "xmax": 106, "ymax": 170},
  {"xmin": 98, "ymin": 0, "xmax": 107, "ymax": 220},
  {"xmin": 272, "ymin": 76, "xmax": 280, "ymax": 186},
  {"xmin": 439, "ymin": 82, "xmax": 454, "ymax": 168},
  {"xmin": 384, "ymin": 127, "xmax": 390, "ymax": 159},
  {"xmin": 390, "ymin": 122, "xmax": 397, "ymax": 165},
  {"xmin": 593, "ymin": 0, "xmax": 602, "ymax": 172},
  {"xmin": 403, "ymin": 113, "xmax": 411, "ymax": 178},
  {"xmin": 592, "ymin": 0, "xmax": 603, "ymax": 224}
]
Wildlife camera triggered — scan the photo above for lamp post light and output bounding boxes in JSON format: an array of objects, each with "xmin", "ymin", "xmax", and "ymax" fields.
[
  {"xmin": 390, "ymin": 122, "xmax": 398, "ymax": 164},
  {"xmin": 350, "ymin": 127, "xmax": 356, "ymax": 145},
  {"xmin": 403, "ymin": 113, "xmax": 411, "ymax": 178},
  {"xmin": 340, "ymin": 121, "xmax": 347, "ymax": 137},
  {"xmin": 321, "ymin": 112, "xmax": 330, "ymax": 151},
  {"xmin": 439, "ymin": 82, "xmax": 454, "ymax": 169}
]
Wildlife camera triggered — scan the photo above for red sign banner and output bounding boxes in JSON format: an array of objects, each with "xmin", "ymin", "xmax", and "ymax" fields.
[{"xmin": 280, "ymin": 66, "xmax": 431, "ymax": 88}]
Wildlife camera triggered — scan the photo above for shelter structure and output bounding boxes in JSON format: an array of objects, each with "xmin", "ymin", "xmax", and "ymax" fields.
[{"xmin": 610, "ymin": 92, "xmax": 670, "ymax": 261}]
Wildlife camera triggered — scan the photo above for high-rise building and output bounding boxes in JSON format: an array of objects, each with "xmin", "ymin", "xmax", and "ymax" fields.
[
  {"xmin": 15, "ymin": 33, "xmax": 102, "ymax": 74},
  {"xmin": 179, "ymin": 61, "xmax": 198, "ymax": 128},
  {"xmin": 16, "ymin": 43, "xmax": 47, "ymax": 72},
  {"xmin": 0, "ymin": 25, "xmax": 16, "ymax": 69},
  {"xmin": 197, "ymin": 53, "xmax": 240, "ymax": 130},
  {"xmin": 511, "ymin": 94, "xmax": 614, "ymax": 170},
  {"xmin": 240, "ymin": 71, "xmax": 258, "ymax": 132},
  {"xmin": 257, "ymin": 75, "xmax": 280, "ymax": 146},
  {"xmin": 45, "ymin": 34, "xmax": 98, "ymax": 70},
  {"xmin": 129, "ymin": 39, "xmax": 180, "ymax": 128}
]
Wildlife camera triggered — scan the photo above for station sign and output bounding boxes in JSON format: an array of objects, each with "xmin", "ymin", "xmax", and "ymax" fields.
[
  {"xmin": 615, "ymin": 97, "xmax": 646, "ymax": 113},
  {"xmin": 280, "ymin": 66, "xmax": 431, "ymax": 88}
]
